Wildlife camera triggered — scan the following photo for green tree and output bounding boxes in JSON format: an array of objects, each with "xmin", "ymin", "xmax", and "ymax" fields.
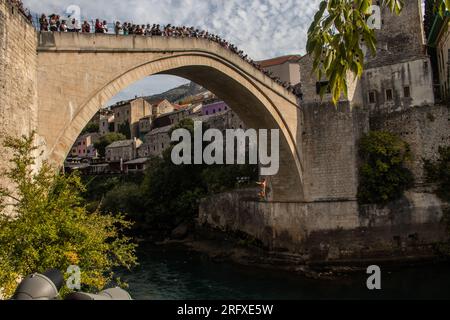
[
  {"xmin": 307, "ymin": 0, "xmax": 449, "ymax": 104},
  {"xmin": 0, "ymin": 133, "xmax": 137, "ymax": 298},
  {"xmin": 94, "ymin": 132, "xmax": 127, "ymax": 157},
  {"xmin": 357, "ymin": 131, "xmax": 414, "ymax": 204},
  {"xmin": 118, "ymin": 121, "xmax": 131, "ymax": 139},
  {"xmin": 81, "ymin": 122, "xmax": 99, "ymax": 135}
]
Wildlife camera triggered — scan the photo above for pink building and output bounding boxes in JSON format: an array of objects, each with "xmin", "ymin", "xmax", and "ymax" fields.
[
  {"xmin": 202, "ymin": 101, "xmax": 229, "ymax": 116},
  {"xmin": 70, "ymin": 133, "xmax": 100, "ymax": 159}
]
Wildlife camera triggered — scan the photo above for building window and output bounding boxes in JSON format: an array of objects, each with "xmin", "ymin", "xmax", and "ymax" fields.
[
  {"xmin": 385, "ymin": 89, "xmax": 393, "ymax": 101},
  {"xmin": 404, "ymin": 86, "xmax": 411, "ymax": 98},
  {"xmin": 206, "ymin": 111, "xmax": 209, "ymax": 115},
  {"xmin": 316, "ymin": 81, "xmax": 331, "ymax": 95},
  {"xmin": 213, "ymin": 109, "xmax": 216, "ymax": 114},
  {"xmin": 161, "ymin": 143, "xmax": 164, "ymax": 149},
  {"xmin": 219, "ymin": 108, "xmax": 222, "ymax": 112},
  {"xmin": 368, "ymin": 91, "xmax": 376, "ymax": 104}
]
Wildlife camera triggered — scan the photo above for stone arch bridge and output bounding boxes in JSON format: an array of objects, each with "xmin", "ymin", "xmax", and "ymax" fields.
[{"xmin": 37, "ymin": 32, "xmax": 305, "ymax": 202}]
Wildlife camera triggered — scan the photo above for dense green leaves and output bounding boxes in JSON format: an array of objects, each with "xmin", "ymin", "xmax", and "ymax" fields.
[
  {"xmin": 96, "ymin": 119, "xmax": 258, "ymax": 238},
  {"xmin": 307, "ymin": 0, "xmax": 448, "ymax": 105},
  {"xmin": 357, "ymin": 131, "xmax": 414, "ymax": 204},
  {"xmin": 81, "ymin": 122, "xmax": 99, "ymax": 135},
  {"xmin": 0, "ymin": 133, "xmax": 137, "ymax": 298}
]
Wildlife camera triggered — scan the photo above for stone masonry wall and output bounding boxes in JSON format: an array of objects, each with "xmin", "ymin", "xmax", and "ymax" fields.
[
  {"xmin": 365, "ymin": 0, "xmax": 426, "ymax": 69},
  {"xmin": 199, "ymin": 189, "xmax": 446, "ymax": 262},
  {"xmin": 301, "ymin": 103, "xmax": 369, "ymax": 201},
  {"xmin": 370, "ymin": 105, "xmax": 450, "ymax": 184},
  {"xmin": 0, "ymin": 0, "xmax": 38, "ymax": 189}
]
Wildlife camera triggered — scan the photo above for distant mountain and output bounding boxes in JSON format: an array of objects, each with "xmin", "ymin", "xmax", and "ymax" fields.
[{"xmin": 144, "ymin": 82, "xmax": 206, "ymax": 104}]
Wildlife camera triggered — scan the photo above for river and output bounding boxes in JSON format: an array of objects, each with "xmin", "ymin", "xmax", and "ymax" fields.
[{"xmin": 118, "ymin": 243, "xmax": 450, "ymax": 300}]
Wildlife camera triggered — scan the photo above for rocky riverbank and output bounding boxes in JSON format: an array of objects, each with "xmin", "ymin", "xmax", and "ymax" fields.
[{"xmin": 157, "ymin": 225, "xmax": 450, "ymax": 280}]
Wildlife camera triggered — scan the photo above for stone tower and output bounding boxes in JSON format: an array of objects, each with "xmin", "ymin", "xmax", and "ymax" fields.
[{"xmin": 366, "ymin": 0, "xmax": 426, "ymax": 68}]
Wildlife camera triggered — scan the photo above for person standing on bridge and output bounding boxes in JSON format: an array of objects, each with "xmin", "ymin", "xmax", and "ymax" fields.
[
  {"xmin": 114, "ymin": 21, "xmax": 122, "ymax": 35},
  {"xmin": 102, "ymin": 20, "xmax": 109, "ymax": 33},
  {"xmin": 59, "ymin": 20, "xmax": 68, "ymax": 32},
  {"xmin": 39, "ymin": 14, "xmax": 49, "ymax": 31},
  {"xmin": 95, "ymin": 19, "xmax": 103, "ymax": 33},
  {"xmin": 145, "ymin": 24, "xmax": 152, "ymax": 36},
  {"xmin": 81, "ymin": 21, "xmax": 91, "ymax": 33},
  {"xmin": 72, "ymin": 18, "xmax": 81, "ymax": 32},
  {"xmin": 123, "ymin": 22, "xmax": 129, "ymax": 35},
  {"xmin": 49, "ymin": 14, "xmax": 58, "ymax": 32}
]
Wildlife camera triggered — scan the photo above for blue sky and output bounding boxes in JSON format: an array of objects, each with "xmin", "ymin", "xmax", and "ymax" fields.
[{"xmin": 23, "ymin": 0, "xmax": 321, "ymax": 105}]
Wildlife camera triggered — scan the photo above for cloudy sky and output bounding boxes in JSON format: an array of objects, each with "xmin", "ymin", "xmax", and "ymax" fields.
[{"xmin": 23, "ymin": 0, "xmax": 320, "ymax": 105}]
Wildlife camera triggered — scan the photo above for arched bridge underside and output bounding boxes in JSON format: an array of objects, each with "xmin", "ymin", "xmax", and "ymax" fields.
[{"xmin": 37, "ymin": 32, "xmax": 304, "ymax": 202}]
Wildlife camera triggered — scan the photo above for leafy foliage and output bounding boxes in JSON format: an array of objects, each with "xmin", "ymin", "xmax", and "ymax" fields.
[
  {"xmin": 96, "ymin": 119, "xmax": 258, "ymax": 237},
  {"xmin": 0, "ymin": 133, "xmax": 137, "ymax": 299},
  {"xmin": 307, "ymin": 0, "xmax": 448, "ymax": 104},
  {"xmin": 118, "ymin": 121, "xmax": 131, "ymax": 139},
  {"xmin": 94, "ymin": 132, "xmax": 127, "ymax": 157},
  {"xmin": 357, "ymin": 131, "xmax": 414, "ymax": 204},
  {"xmin": 81, "ymin": 122, "xmax": 99, "ymax": 135},
  {"xmin": 424, "ymin": 146, "xmax": 450, "ymax": 202}
]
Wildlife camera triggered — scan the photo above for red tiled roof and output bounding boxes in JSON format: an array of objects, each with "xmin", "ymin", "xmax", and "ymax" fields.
[
  {"xmin": 173, "ymin": 104, "xmax": 190, "ymax": 111},
  {"xmin": 258, "ymin": 55, "xmax": 302, "ymax": 68}
]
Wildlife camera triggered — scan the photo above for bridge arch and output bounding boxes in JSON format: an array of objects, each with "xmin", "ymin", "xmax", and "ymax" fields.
[{"xmin": 37, "ymin": 32, "xmax": 304, "ymax": 201}]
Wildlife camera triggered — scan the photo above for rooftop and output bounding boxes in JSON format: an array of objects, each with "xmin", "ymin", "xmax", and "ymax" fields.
[
  {"xmin": 148, "ymin": 125, "xmax": 173, "ymax": 135},
  {"xmin": 106, "ymin": 139, "xmax": 135, "ymax": 148},
  {"xmin": 124, "ymin": 158, "xmax": 151, "ymax": 165},
  {"xmin": 258, "ymin": 55, "xmax": 302, "ymax": 68}
]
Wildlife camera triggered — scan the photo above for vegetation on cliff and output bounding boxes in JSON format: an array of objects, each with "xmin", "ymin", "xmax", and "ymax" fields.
[
  {"xmin": 0, "ymin": 133, "xmax": 137, "ymax": 298},
  {"xmin": 357, "ymin": 131, "xmax": 414, "ymax": 205}
]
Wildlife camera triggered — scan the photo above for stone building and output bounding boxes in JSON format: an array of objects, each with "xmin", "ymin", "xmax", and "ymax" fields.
[
  {"xmin": 138, "ymin": 115, "xmax": 153, "ymax": 137},
  {"xmin": 111, "ymin": 97, "xmax": 152, "ymax": 139},
  {"xmin": 298, "ymin": 51, "xmax": 365, "ymax": 108},
  {"xmin": 124, "ymin": 158, "xmax": 151, "ymax": 174},
  {"xmin": 138, "ymin": 125, "xmax": 172, "ymax": 158},
  {"xmin": 152, "ymin": 99, "xmax": 175, "ymax": 116},
  {"xmin": 151, "ymin": 105, "xmax": 199, "ymax": 129},
  {"xmin": 137, "ymin": 99, "xmax": 178, "ymax": 138},
  {"xmin": 105, "ymin": 138, "xmax": 142, "ymax": 163},
  {"xmin": 202, "ymin": 101, "xmax": 230, "ymax": 116},
  {"xmin": 428, "ymin": 11, "xmax": 450, "ymax": 101},
  {"xmin": 360, "ymin": 0, "xmax": 434, "ymax": 113},
  {"xmin": 259, "ymin": 55, "xmax": 302, "ymax": 85},
  {"xmin": 99, "ymin": 110, "xmax": 115, "ymax": 135},
  {"xmin": 299, "ymin": 0, "xmax": 434, "ymax": 113}
]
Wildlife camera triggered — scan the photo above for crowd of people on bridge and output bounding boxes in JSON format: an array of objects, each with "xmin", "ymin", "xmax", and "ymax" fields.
[
  {"xmin": 10, "ymin": 1, "xmax": 302, "ymax": 97},
  {"xmin": 6, "ymin": 0, "xmax": 33, "ymax": 23}
]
